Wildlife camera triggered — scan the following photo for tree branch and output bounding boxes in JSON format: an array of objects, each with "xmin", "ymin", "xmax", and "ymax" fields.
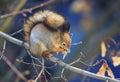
[
  {"xmin": 0, "ymin": 31, "xmax": 120, "ymax": 82},
  {"xmin": 0, "ymin": 51, "xmax": 27, "ymax": 81},
  {"xmin": 0, "ymin": 0, "xmax": 55, "ymax": 19},
  {"xmin": 34, "ymin": 58, "xmax": 45, "ymax": 82}
]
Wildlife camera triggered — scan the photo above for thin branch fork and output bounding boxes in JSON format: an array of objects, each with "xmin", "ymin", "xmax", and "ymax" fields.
[
  {"xmin": 0, "ymin": 31, "xmax": 120, "ymax": 82},
  {"xmin": 34, "ymin": 58, "xmax": 45, "ymax": 82},
  {"xmin": 0, "ymin": 0, "xmax": 55, "ymax": 19}
]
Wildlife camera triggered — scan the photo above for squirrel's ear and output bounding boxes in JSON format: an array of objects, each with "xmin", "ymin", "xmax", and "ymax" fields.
[{"xmin": 61, "ymin": 21, "xmax": 70, "ymax": 33}]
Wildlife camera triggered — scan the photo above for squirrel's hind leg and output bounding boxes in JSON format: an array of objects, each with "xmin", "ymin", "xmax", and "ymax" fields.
[
  {"xmin": 30, "ymin": 40, "xmax": 53, "ymax": 59},
  {"xmin": 42, "ymin": 50, "xmax": 53, "ymax": 59}
]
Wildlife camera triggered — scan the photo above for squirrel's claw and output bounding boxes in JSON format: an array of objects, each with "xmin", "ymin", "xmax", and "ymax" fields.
[{"xmin": 42, "ymin": 51, "xmax": 53, "ymax": 59}]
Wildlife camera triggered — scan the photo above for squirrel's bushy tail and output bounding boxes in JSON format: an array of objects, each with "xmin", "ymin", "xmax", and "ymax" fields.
[
  {"xmin": 23, "ymin": 10, "xmax": 51, "ymax": 43},
  {"xmin": 23, "ymin": 10, "xmax": 65, "ymax": 43}
]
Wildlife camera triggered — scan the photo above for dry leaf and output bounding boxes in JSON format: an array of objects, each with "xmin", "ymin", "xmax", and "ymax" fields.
[
  {"xmin": 27, "ymin": 80, "xmax": 34, "ymax": 82},
  {"xmin": 97, "ymin": 62, "xmax": 106, "ymax": 75},
  {"xmin": 112, "ymin": 56, "xmax": 120, "ymax": 66},
  {"xmin": 97, "ymin": 61, "xmax": 114, "ymax": 78},
  {"xmin": 101, "ymin": 41, "xmax": 107, "ymax": 57},
  {"xmin": 81, "ymin": 17, "xmax": 93, "ymax": 29},
  {"xmin": 107, "ymin": 67, "xmax": 114, "ymax": 78},
  {"xmin": 71, "ymin": 0, "xmax": 91, "ymax": 13}
]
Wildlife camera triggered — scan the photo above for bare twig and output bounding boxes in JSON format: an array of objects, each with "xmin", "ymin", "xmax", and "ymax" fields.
[
  {"xmin": 69, "ymin": 58, "xmax": 100, "ymax": 67},
  {"xmin": 34, "ymin": 58, "xmax": 45, "ymax": 82},
  {"xmin": 16, "ymin": 58, "xmax": 57, "ymax": 69},
  {"xmin": 68, "ymin": 51, "xmax": 104, "ymax": 67},
  {"xmin": 16, "ymin": 70, "xmax": 30, "ymax": 82},
  {"xmin": 71, "ymin": 41, "xmax": 82, "ymax": 46},
  {"xmin": 16, "ymin": 58, "xmax": 43, "ymax": 68},
  {"xmin": 0, "ymin": 0, "xmax": 55, "ymax": 19},
  {"xmin": 51, "ymin": 76, "xmax": 68, "ymax": 82},
  {"xmin": 61, "ymin": 68, "xmax": 65, "ymax": 78},
  {"xmin": 10, "ymin": 29, "xmax": 23, "ymax": 36},
  {"xmin": 0, "ymin": 40, "xmax": 6, "ymax": 60},
  {"xmin": 69, "ymin": 57, "xmax": 81, "ymax": 65},
  {"xmin": 44, "ymin": 69, "xmax": 52, "ymax": 78},
  {"xmin": 27, "ymin": 50, "xmax": 40, "ymax": 74},
  {"xmin": 26, "ymin": 50, "xmax": 42, "ymax": 65},
  {"xmin": 43, "ymin": 71, "xmax": 49, "ymax": 82},
  {"xmin": 0, "ymin": 31, "xmax": 120, "ymax": 82},
  {"xmin": 0, "ymin": 51, "xmax": 27, "ymax": 81}
]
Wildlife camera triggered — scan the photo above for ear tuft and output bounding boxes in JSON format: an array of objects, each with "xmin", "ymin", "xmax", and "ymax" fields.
[{"xmin": 61, "ymin": 21, "xmax": 70, "ymax": 33}]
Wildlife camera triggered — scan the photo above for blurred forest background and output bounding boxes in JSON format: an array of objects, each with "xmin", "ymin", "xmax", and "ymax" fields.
[{"xmin": 0, "ymin": 0, "xmax": 120, "ymax": 82}]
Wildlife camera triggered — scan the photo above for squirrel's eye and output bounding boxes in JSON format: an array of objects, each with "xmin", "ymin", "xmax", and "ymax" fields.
[{"xmin": 62, "ymin": 42, "xmax": 66, "ymax": 46}]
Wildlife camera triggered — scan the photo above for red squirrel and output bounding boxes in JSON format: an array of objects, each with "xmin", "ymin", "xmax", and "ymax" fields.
[{"xmin": 23, "ymin": 10, "xmax": 71, "ymax": 59}]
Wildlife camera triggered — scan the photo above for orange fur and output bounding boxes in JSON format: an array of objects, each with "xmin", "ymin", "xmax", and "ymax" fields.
[{"xmin": 23, "ymin": 10, "xmax": 71, "ymax": 59}]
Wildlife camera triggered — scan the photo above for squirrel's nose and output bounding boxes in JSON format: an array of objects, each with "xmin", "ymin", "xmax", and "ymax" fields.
[{"xmin": 64, "ymin": 49, "xmax": 70, "ymax": 53}]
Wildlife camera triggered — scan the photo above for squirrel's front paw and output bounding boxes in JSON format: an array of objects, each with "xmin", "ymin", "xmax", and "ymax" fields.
[{"xmin": 42, "ymin": 50, "xmax": 53, "ymax": 59}]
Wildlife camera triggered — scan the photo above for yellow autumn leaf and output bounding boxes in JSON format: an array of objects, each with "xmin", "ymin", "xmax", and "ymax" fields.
[
  {"xmin": 107, "ymin": 67, "xmax": 115, "ymax": 78},
  {"xmin": 81, "ymin": 17, "xmax": 93, "ymax": 29},
  {"xmin": 27, "ymin": 80, "xmax": 34, "ymax": 82},
  {"xmin": 71, "ymin": 0, "xmax": 91, "ymax": 13},
  {"xmin": 101, "ymin": 41, "xmax": 107, "ymax": 57},
  {"xmin": 112, "ymin": 56, "xmax": 120, "ymax": 66},
  {"xmin": 105, "ymin": 62, "xmax": 115, "ymax": 78},
  {"xmin": 97, "ymin": 62, "xmax": 106, "ymax": 75},
  {"xmin": 97, "ymin": 61, "xmax": 115, "ymax": 78}
]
